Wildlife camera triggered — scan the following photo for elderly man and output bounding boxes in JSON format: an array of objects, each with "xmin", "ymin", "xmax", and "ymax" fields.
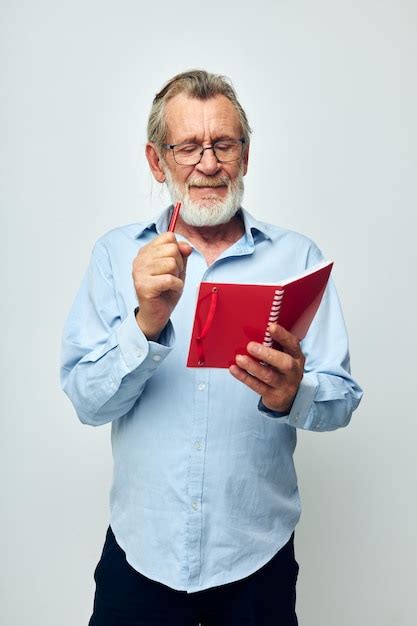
[{"xmin": 61, "ymin": 70, "xmax": 362, "ymax": 626}]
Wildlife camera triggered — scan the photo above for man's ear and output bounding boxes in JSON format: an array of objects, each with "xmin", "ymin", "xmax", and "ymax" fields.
[
  {"xmin": 145, "ymin": 142, "xmax": 166, "ymax": 183},
  {"xmin": 242, "ymin": 143, "xmax": 250, "ymax": 176}
]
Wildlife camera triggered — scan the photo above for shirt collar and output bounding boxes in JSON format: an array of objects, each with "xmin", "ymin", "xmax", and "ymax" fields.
[{"xmin": 134, "ymin": 206, "xmax": 272, "ymax": 243}]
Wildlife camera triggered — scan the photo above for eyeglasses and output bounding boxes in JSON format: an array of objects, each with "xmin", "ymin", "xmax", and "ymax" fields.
[{"xmin": 162, "ymin": 138, "xmax": 245, "ymax": 166}]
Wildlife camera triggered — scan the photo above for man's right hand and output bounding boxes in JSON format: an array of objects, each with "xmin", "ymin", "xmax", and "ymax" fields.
[{"xmin": 132, "ymin": 232, "xmax": 193, "ymax": 341}]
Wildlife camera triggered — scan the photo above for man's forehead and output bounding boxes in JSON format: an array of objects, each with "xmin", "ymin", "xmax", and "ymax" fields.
[{"xmin": 164, "ymin": 93, "xmax": 241, "ymax": 141}]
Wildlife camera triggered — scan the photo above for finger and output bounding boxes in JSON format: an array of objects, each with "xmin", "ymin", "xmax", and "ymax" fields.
[
  {"xmin": 135, "ymin": 244, "xmax": 184, "ymax": 277},
  {"xmin": 140, "ymin": 234, "xmax": 183, "ymax": 264},
  {"xmin": 178, "ymin": 241, "xmax": 193, "ymax": 259},
  {"xmin": 150, "ymin": 243, "xmax": 185, "ymax": 273},
  {"xmin": 133, "ymin": 256, "xmax": 180, "ymax": 279},
  {"xmin": 234, "ymin": 354, "xmax": 282, "ymax": 387},
  {"xmin": 246, "ymin": 342, "xmax": 295, "ymax": 373},
  {"xmin": 149, "ymin": 232, "xmax": 178, "ymax": 247},
  {"xmin": 229, "ymin": 363, "xmax": 273, "ymax": 397},
  {"xmin": 148, "ymin": 257, "xmax": 181, "ymax": 278},
  {"xmin": 268, "ymin": 323, "xmax": 302, "ymax": 358},
  {"xmin": 147, "ymin": 274, "xmax": 184, "ymax": 295}
]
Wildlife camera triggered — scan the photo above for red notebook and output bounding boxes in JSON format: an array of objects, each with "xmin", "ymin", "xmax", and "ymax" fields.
[{"xmin": 186, "ymin": 260, "xmax": 333, "ymax": 368}]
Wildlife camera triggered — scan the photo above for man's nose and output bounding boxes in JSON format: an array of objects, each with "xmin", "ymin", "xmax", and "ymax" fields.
[{"xmin": 195, "ymin": 146, "xmax": 221, "ymax": 176}]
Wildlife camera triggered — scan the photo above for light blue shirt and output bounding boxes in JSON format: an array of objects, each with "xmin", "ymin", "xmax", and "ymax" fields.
[{"xmin": 61, "ymin": 207, "xmax": 362, "ymax": 592}]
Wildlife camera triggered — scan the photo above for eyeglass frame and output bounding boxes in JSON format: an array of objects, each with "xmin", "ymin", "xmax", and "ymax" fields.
[{"xmin": 161, "ymin": 138, "xmax": 246, "ymax": 165}]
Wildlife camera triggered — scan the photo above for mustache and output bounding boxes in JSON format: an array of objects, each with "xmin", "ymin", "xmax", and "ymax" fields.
[{"xmin": 187, "ymin": 176, "xmax": 230, "ymax": 189}]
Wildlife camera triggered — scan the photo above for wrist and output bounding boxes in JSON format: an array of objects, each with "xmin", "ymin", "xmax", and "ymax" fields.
[
  {"xmin": 134, "ymin": 307, "xmax": 166, "ymax": 342},
  {"xmin": 262, "ymin": 397, "xmax": 294, "ymax": 414}
]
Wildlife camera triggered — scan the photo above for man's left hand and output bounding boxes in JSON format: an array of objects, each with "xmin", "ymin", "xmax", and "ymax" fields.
[{"xmin": 229, "ymin": 324, "xmax": 305, "ymax": 414}]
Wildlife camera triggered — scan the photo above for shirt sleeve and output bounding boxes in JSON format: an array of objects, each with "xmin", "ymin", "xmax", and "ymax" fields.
[
  {"xmin": 258, "ymin": 244, "xmax": 363, "ymax": 431},
  {"xmin": 60, "ymin": 241, "xmax": 174, "ymax": 426}
]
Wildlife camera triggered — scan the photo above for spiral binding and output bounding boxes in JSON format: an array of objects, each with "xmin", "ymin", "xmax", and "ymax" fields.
[{"xmin": 263, "ymin": 289, "xmax": 284, "ymax": 346}]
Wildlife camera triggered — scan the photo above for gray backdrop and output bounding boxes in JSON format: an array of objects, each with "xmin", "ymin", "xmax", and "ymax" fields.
[{"xmin": 1, "ymin": 1, "xmax": 416, "ymax": 624}]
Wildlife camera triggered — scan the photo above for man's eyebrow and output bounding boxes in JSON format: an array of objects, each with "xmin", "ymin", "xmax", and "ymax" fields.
[
  {"xmin": 172, "ymin": 133, "xmax": 239, "ymax": 145},
  {"xmin": 170, "ymin": 134, "xmax": 200, "ymax": 145},
  {"xmin": 213, "ymin": 134, "xmax": 239, "ymax": 142}
]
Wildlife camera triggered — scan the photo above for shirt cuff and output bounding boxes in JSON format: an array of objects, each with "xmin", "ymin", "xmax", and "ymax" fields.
[
  {"xmin": 116, "ymin": 309, "xmax": 175, "ymax": 373},
  {"xmin": 258, "ymin": 373, "xmax": 317, "ymax": 428}
]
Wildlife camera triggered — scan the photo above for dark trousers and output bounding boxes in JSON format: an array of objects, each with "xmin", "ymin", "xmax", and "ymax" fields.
[{"xmin": 89, "ymin": 526, "xmax": 299, "ymax": 626}]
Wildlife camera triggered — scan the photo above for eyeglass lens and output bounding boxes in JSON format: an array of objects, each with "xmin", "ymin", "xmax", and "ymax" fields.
[{"xmin": 173, "ymin": 141, "xmax": 242, "ymax": 165}]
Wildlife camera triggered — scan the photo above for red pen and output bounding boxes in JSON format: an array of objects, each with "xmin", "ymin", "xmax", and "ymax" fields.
[{"xmin": 168, "ymin": 202, "xmax": 181, "ymax": 232}]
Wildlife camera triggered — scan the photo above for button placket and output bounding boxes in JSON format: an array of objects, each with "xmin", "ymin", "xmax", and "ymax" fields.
[{"xmin": 186, "ymin": 369, "xmax": 210, "ymax": 586}]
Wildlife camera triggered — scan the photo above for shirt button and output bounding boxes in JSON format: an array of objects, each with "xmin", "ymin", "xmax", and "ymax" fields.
[
  {"xmin": 294, "ymin": 414, "xmax": 299, "ymax": 422},
  {"xmin": 198, "ymin": 383, "xmax": 206, "ymax": 391},
  {"xmin": 136, "ymin": 350, "xmax": 143, "ymax": 357},
  {"xmin": 194, "ymin": 441, "xmax": 202, "ymax": 451},
  {"xmin": 191, "ymin": 501, "xmax": 199, "ymax": 511},
  {"xmin": 153, "ymin": 354, "xmax": 161, "ymax": 362}
]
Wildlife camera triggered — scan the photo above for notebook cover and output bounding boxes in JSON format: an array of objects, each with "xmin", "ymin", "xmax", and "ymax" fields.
[{"xmin": 186, "ymin": 261, "xmax": 333, "ymax": 368}]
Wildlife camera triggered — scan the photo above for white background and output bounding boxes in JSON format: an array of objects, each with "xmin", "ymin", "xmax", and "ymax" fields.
[{"xmin": 1, "ymin": 1, "xmax": 416, "ymax": 624}]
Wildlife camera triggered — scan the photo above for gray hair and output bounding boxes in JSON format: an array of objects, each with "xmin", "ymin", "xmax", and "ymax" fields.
[{"xmin": 147, "ymin": 69, "xmax": 252, "ymax": 148}]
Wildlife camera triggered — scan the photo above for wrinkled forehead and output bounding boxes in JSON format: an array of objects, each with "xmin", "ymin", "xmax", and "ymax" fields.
[{"xmin": 164, "ymin": 94, "xmax": 242, "ymax": 144}]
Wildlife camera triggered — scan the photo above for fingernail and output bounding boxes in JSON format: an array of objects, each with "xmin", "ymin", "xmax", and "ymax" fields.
[{"xmin": 248, "ymin": 342, "xmax": 260, "ymax": 355}]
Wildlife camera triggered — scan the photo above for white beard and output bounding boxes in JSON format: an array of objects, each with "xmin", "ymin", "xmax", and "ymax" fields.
[{"xmin": 163, "ymin": 166, "xmax": 245, "ymax": 227}]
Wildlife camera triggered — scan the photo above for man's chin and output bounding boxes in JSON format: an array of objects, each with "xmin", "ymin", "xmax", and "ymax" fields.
[
  {"xmin": 189, "ymin": 198, "xmax": 224, "ymax": 210},
  {"xmin": 179, "ymin": 201, "xmax": 239, "ymax": 228},
  {"xmin": 189, "ymin": 190, "xmax": 228, "ymax": 205}
]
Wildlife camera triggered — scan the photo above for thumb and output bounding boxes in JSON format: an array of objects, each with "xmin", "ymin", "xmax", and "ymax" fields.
[
  {"xmin": 178, "ymin": 241, "xmax": 193, "ymax": 259},
  {"xmin": 178, "ymin": 241, "xmax": 193, "ymax": 279}
]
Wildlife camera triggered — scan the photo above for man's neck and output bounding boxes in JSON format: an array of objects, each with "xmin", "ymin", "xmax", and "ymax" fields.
[{"xmin": 175, "ymin": 213, "xmax": 245, "ymax": 265}]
